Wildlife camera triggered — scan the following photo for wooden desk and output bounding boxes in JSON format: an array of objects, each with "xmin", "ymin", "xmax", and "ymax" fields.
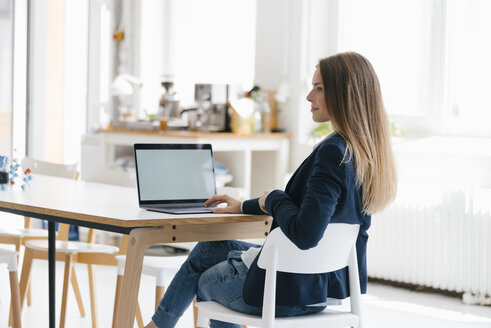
[{"xmin": 0, "ymin": 175, "xmax": 271, "ymax": 328}]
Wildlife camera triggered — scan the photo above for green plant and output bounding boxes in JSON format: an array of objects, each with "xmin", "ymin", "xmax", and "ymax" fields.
[
  {"xmin": 309, "ymin": 122, "xmax": 334, "ymax": 141},
  {"xmin": 309, "ymin": 120, "xmax": 402, "ymax": 140},
  {"xmin": 390, "ymin": 121, "xmax": 403, "ymax": 137}
]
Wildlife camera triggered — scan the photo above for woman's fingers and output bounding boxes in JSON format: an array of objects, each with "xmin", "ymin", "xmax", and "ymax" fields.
[
  {"xmin": 212, "ymin": 206, "xmax": 229, "ymax": 213},
  {"xmin": 204, "ymin": 194, "xmax": 227, "ymax": 207},
  {"xmin": 205, "ymin": 194, "xmax": 241, "ymax": 213}
]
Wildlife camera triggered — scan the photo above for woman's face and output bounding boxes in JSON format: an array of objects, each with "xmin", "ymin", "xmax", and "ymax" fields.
[{"xmin": 306, "ymin": 66, "xmax": 330, "ymax": 122}]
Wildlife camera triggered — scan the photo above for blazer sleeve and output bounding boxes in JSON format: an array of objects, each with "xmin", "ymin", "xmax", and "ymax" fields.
[
  {"xmin": 242, "ymin": 197, "xmax": 269, "ymax": 215},
  {"xmin": 264, "ymin": 143, "xmax": 347, "ymax": 250}
]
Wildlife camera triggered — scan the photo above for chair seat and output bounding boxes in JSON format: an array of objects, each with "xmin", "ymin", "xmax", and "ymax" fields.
[
  {"xmin": 18, "ymin": 228, "xmax": 50, "ymax": 238},
  {"xmin": 25, "ymin": 239, "xmax": 119, "ymax": 254},
  {"xmin": 0, "ymin": 227, "xmax": 50, "ymax": 238},
  {"xmin": 196, "ymin": 301, "xmax": 360, "ymax": 328},
  {"xmin": 116, "ymin": 254, "xmax": 188, "ymax": 285},
  {"xmin": 0, "ymin": 248, "xmax": 18, "ymax": 270},
  {"xmin": 116, "ymin": 254, "xmax": 187, "ymax": 270},
  {"xmin": 0, "ymin": 228, "xmax": 22, "ymax": 236}
]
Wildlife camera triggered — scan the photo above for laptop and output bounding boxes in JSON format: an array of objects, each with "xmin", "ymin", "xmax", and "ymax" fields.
[{"xmin": 134, "ymin": 143, "xmax": 217, "ymax": 214}]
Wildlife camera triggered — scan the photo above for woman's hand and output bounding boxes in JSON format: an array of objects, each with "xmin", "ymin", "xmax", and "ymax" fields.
[
  {"xmin": 258, "ymin": 190, "xmax": 272, "ymax": 213},
  {"xmin": 205, "ymin": 194, "xmax": 242, "ymax": 213}
]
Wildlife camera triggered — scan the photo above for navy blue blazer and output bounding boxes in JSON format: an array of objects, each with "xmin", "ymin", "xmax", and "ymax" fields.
[{"xmin": 241, "ymin": 133, "xmax": 371, "ymax": 307}]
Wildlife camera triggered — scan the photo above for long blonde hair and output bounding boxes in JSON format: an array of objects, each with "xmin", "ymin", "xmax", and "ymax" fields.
[{"xmin": 319, "ymin": 52, "xmax": 397, "ymax": 214}]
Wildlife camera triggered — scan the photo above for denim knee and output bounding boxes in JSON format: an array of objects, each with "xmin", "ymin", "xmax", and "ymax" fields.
[{"xmin": 182, "ymin": 241, "xmax": 232, "ymax": 276}]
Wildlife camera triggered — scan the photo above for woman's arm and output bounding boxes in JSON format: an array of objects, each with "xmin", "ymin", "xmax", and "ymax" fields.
[
  {"xmin": 205, "ymin": 193, "xmax": 270, "ymax": 216},
  {"xmin": 265, "ymin": 143, "xmax": 347, "ymax": 250}
]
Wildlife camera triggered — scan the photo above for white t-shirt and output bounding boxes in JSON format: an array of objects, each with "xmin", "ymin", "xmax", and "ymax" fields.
[
  {"xmin": 240, "ymin": 246, "xmax": 261, "ymax": 268},
  {"xmin": 239, "ymin": 200, "xmax": 262, "ymax": 267}
]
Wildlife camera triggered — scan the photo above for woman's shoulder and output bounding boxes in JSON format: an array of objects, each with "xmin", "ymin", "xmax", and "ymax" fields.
[
  {"xmin": 317, "ymin": 132, "xmax": 347, "ymax": 153},
  {"xmin": 315, "ymin": 132, "xmax": 354, "ymax": 169}
]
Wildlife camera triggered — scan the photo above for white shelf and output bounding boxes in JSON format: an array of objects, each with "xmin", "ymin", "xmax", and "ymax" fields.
[{"xmin": 81, "ymin": 130, "xmax": 290, "ymax": 199}]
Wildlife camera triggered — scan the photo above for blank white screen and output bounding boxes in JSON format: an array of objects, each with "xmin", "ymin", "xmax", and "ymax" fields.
[{"xmin": 136, "ymin": 149, "xmax": 215, "ymax": 201}]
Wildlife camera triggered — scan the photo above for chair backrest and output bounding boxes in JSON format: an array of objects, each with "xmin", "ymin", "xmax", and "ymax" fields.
[
  {"xmin": 21, "ymin": 157, "xmax": 78, "ymax": 180},
  {"xmin": 257, "ymin": 223, "xmax": 362, "ymax": 328},
  {"xmin": 258, "ymin": 223, "xmax": 360, "ymax": 274},
  {"xmin": 21, "ymin": 157, "xmax": 79, "ymax": 240}
]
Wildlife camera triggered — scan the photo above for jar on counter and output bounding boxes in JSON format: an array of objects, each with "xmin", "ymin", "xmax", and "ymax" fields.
[
  {"xmin": 251, "ymin": 91, "xmax": 271, "ymax": 133},
  {"xmin": 258, "ymin": 91, "xmax": 271, "ymax": 133}
]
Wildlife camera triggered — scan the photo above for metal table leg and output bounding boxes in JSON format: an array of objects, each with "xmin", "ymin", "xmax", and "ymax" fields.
[{"xmin": 48, "ymin": 221, "xmax": 56, "ymax": 328}]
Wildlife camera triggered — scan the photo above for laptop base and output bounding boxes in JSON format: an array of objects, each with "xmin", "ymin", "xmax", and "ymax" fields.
[{"xmin": 143, "ymin": 206, "xmax": 215, "ymax": 215}]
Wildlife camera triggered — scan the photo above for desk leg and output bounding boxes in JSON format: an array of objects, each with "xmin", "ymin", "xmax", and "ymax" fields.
[
  {"xmin": 114, "ymin": 228, "xmax": 153, "ymax": 328},
  {"xmin": 115, "ymin": 227, "xmax": 189, "ymax": 327},
  {"xmin": 115, "ymin": 221, "xmax": 270, "ymax": 328},
  {"xmin": 48, "ymin": 221, "xmax": 56, "ymax": 328}
]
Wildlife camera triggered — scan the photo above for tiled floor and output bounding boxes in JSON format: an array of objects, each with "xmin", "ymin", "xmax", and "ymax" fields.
[{"xmin": 1, "ymin": 248, "xmax": 491, "ymax": 328}]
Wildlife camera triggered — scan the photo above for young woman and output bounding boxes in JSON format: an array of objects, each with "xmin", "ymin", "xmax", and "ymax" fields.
[{"xmin": 145, "ymin": 51, "xmax": 397, "ymax": 328}]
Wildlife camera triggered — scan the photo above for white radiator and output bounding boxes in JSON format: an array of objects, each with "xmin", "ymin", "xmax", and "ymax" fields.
[{"xmin": 368, "ymin": 186, "xmax": 491, "ymax": 300}]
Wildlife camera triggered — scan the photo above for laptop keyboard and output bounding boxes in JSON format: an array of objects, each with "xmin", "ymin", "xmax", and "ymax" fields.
[
  {"xmin": 145, "ymin": 204, "xmax": 216, "ymax": 213},
  {"xmin": 151, "ymin": 205, "xmax": 211, "ymax": 209}
]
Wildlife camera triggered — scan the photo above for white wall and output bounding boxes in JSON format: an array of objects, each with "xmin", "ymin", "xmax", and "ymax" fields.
[
  {"xmin": 254, "ymin": 0, "xmax": 341, "ymax": 171},
  {"xmin": 0, "ymin": 0, "xmax": 13, "ymax": 157},
  {"xmin": 63, "ymin": 0, "xmax": 88, "ymax": 164},
  {"xmin": 12, "ymin": 0, "xmax": 28, "ymax": 159},
  {"xmin": 28, "ymin": 0, "xmax": 88, "ymax": 164},
  {"xmin": 86, "ymin": 0, "xmax": 338, "ymax": 172},
  {"xmin": 28, "ymin": 0, "xmax": 46, "ymax": 160}
]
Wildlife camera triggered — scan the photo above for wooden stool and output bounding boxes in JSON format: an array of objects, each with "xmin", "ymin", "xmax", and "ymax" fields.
[{"xmin": 20, "ymin": 240, "xmax": 119, "ymax": 328}]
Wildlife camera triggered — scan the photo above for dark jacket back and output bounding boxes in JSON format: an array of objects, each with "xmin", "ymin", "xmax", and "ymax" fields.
[{"xmin": 242, "ymin": 133, "xmax": 370, "ymax": 306}]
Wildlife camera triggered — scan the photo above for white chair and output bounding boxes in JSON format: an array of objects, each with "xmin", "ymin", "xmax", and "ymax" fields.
[
  {"xmin": 0, "ymin": 248, "xmax": 22, "ymax": 328},
  {"xmin": 196, "ymin": 223, "xmax": 362, "ymax": 328}
]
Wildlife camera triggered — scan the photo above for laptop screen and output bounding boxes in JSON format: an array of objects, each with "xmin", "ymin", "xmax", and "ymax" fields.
[{"xmin": 134, "ymin": 144, "xmax": 216, "ymax": 204}]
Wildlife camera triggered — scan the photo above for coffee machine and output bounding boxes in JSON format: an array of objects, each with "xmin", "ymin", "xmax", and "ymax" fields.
[{"xmin": 192, "ymin": 84, "xmax": 232, "ymax": 132}]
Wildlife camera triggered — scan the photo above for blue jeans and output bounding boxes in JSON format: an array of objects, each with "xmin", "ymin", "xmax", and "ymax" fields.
[{"xmin": 151, "ymin": 240, "xmax": 326, "ymax": 328}]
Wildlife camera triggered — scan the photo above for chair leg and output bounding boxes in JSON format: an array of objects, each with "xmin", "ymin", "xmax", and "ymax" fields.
[
  {"xmin": 112, "ymin": 274, "xmax": 123, "ymax": 328},
  {"xmin": 9, "ymin": 270, "xmax": 22, "ymax": 328},
  {"xmin": 15, "ymin": 240, "xmax": 32, "ymax": 308},
  {"xmin": 135, "ymin": 302, "xmax": 144, "ymax": 328},
  {"xmin": 88, "ymin": 264, "xmax": 98, "ymax": 328},
  {"xmin": 193, "ymin": 298, "xmax": 198, "ymax": 328},
  {"xmin": 27, "ymin": 280, "xmax": 32, "ymax": 307},
  {"xmin": 18, "ymin": 248, "xmax": 33, "ymax": 308},
  {"xmin": 60, "ymin": 254, "xmax": 73, "ymax": 328},
  {"xmin": 155, "ymin": 286, "xmax": 165, "ymax": 310},
  {"xmin": 15, "ymin": 240, "xmax": 21, "ymax": 261},
  {"xmin": 70, "ymin": 266, "xmax": 86, "ymax": 317}
]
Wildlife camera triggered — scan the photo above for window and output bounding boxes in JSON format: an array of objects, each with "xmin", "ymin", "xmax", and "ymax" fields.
[
  {"xmin": 444, "ymin": 0, "xmax": 491, "ymax": 136},
  {"xmin": 87, "ymin": 0, "xmax": 113, "ymax": 130},
  {"xmin": 339, "ymin": 0, "xmax": 435, "ymax": 117},
  {"xmin": 337, "ymin": 0, "xmax": 491, "ymax": 137},
  {"xmin": 0, "ymin": 0, "xmax": 13, "ymax": 156},
  {"xmin": 28, "ymin": 0, "xmax": 88, "ymax": 163}
]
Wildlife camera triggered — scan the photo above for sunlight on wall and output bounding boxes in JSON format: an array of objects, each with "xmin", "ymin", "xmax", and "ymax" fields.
[
  {"xmin": 0, "ymin": 0, "xmax": 13, "ymax": 156},
  {"xmin": 138, "ymin": 0, "xmax": 256, "ymax": 114},
  {"xmin": 340, "ymin": 0, "xmax": 433, "ymax": 117},
  {"xmin": 445, "ymin": 0, "xmax": 491, "ymax": 136}
]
